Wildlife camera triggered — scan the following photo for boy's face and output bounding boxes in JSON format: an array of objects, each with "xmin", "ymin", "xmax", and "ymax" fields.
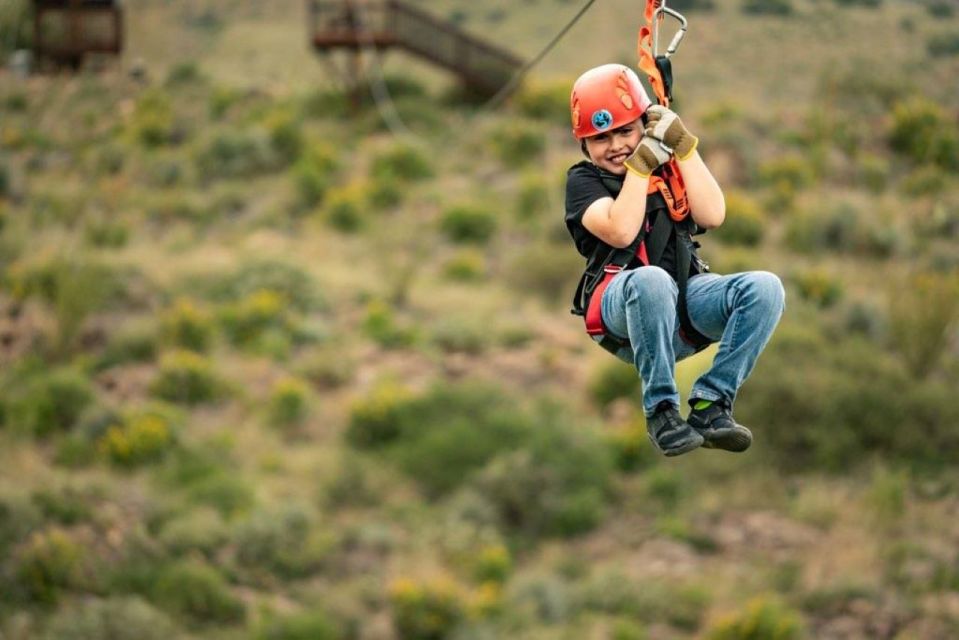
[{"xmin": 583, "ymin": 118, "xmax": 643, "ymax": 175}]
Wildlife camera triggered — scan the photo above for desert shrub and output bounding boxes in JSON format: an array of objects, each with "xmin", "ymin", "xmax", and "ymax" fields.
[
  {"xmin": 491, "ymin": 121, "xmax": 546, "ymax": 168},
  {"xmin": 0, "ymin": 160, "xmax": 10, "ymax": 197},
  {"xmin": 705, "ymin": 595, "xmax": 804, "ymax": 640},
  {"xmin": 716, "ymin": 191, "xmax": 765, "ymax": 246},
  {"xmin": 901, "ymin": 165, "xmax": 948, "ymax": 197},
  {"xmin": 84, "ymin": 216, "xmax": 130, "ymax": 249},
  {"xmin": 190, "ymin": 259, "xmax": 324, "ymax": 312},
  {"xmin": 0, "ymin": 493, "xmax": 42, "ymax": 560},
  {"xmin": 30, "ymin": 486, "xmax": 94, "ymax": 526},
  {"xmin": 323, "ymin": 183, "xmax": 366, "ymax": 232},
  {"xmin": 96, "ymin": 321, "xmax": 158, "ymax": 370},
  {"xmin": 440, "ymin": 205, "xmax": 498, "ymax": 244},
  {"xmin": 150, "ymin": 350, "xmax": 222, "ymax": 405},
  {"xmin": 887, "ymin": 270, "xmax": 959, "ymax": 378},
  {"xmin": 233, "ymin": 505, "xmax": 330, "ymax": 581},
  {"xmin": 157, "ymin": 508, "xmax": 228, "ymax": 558},
  {"xmin": 370, "ymin": 144, "xmax": 433, "ymax": 182},
  {"xmin": 12, "ymin": 528, "xmax": 83, "ymax": 604},
  {"xmin": 791, "ymin": 268, "xmax": 843, "ymax": 308},
  {"xmin": 159, "ymin": 298, "xmax": 215, "ymax": 352},
  {"xmin": 98, "ymin": 411, "xmax": 176, "ymax": 468},
  {"xmin": 347, "ymin": 383, "xmax": 536, "ymax": 498},
  {"xmin": 367, "ymin": 174, "xmax": 403, "ymax": 210},
  {"xmin": 361, "ymin": 299, "xmax": 417, "ymax": 348},
  {"xmin": 430, "ymin": 316, "xmax": 491, "ymax": 354},
  {"xmin": 928, "ymin": 33, "xmax": 959, "ymax": 58},
  {"xmin": 832, "ymin": 0, "xmax": 881, "ymax": 5},
  {"xmin": 516, "ymin": 172, "xmax": 551, "ymax": 222},
  {"xmin": 927, "ymin": 1, "xmax": 955, "ymax": 17},
  {"xmin": 218, "ymin": 289, "xmax": 290, "ymax": 348},
  {"xmin": 256, "ymin": 610, "xmax": 338, "ymax": 640},
  {"xmin": 152, "ymin": 561, "xmax": 245, "ymax": 625},
  {"xmin": 475, "ymin": 414, "xmax": 612, "ymax": 537},
  {"xmin": 588, "ymin": 359, "xmax": 641, "ymax": 409},
  {"xmin": 784, "ymin": 202, "xmax": 893, "ymax": 257},
  {"xmin": 264, "ymin": 110, "xmax": 304, "ymax": 164},
  {"xmin": 514, "ymin": 80, "xmax": 572, "ymax": 122},
  {"xmin": 605, "ymin": 417, "xmax": 658, "ymax": 472},
  {"xmin": 742, "ymin": 0, "xmax": 792, "ymax": 15},
  {"xmin": 505, "ymin": 242, "xmax": 583, "ymax": 305},
  {"xmin": 7, "ymin": 367, "xmax": 95, "ymax": 437},
  {"xmin": 129, "ymin": 90, "xmax": 176, "ymax": 147},
  {"xmin": 293, "ymin": 146, "xmax": 338, "ymax": 209},
  {"xmin": 267, "ymin": 376, "xmax": 311, "ymax": 427},
  {"xmin": 889, "ymin": 98, "xmax": 959, "ymax": 170},
  {"xmin": 389, "ymin": 577, "xmax": 467, "ymax": 640},
  {"xmin": 736, "ymin": 319, "xmax": 959, "ymax": 471},
  {"xmin": 758, "ymin": 156, "xmax": 815, "ymax": 191},
  {"xmin": 195, "ymin": 130, "xmax": 279, "ymax": 181},
  {"xmin": 443, "ymin": 249, "xmax": 487, "ymax": 282},
  {"xmin": 471, "ymin": 544, "xmax": 512, "ymax": 585},
  {"xmin": 43, "ymin": 596, "xmax": 179, "ymax": 640},
  {"xmin": 185, "ymin": 471, "xmax": 255, "ymax": 517}
]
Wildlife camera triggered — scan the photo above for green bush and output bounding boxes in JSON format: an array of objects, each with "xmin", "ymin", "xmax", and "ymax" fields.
[
  {"xmin": 323, "ymin": 183, "xmax": 366, "ymax": 232},
  {"xmin": 129, "ymin": 90, "xmax": 176, "ymax": 148},
  {"xmin": 267, "ymin": 376, "xmax": 311, "ymax": 427},
  {"xmin": 389, "ymin": 577, "xmax": 467, "ymax": 640},
  {"xmin": 150, "ymin": 350, "xmax": 222, "ymax": 405},
  {"xmin": 185, "ymin": 471, "xmax": 255, "ymax": 517},
  {"xmin": 927, "ymin": 1, "xmax": 955, "ymax": 18},
  {"xmin": 191, "ymin": 260, "xmax": 324, "ymax": 312},
  {"xmin": 928, "ymin": 33, "xmax": 959, "ymax": 58},
  {"xmin": 264, "ymin": 110, "xmax": 304, "ymax": 164},
  {"xmin": 96, "ymin": 321, "xmax": 158, "ymax": 370},
  {"xmin": 832, "ymin": 0, "xmax": 881, "ymax": 6},
  {"xmin": 491, "ymin": 122, "xmax": 546, "ymax": 168},
  {"xmin": 361, "ymin": 299, "xmax": 417, "ymax": 348},
  {"xmin": 791, "ymin": 268, "xmax": 843, "ymax": 308},
  {"xmin": 475, "ymin": 414, "xmax": 613, "ymax": 537},
  {"xmin": 195, "ymin": 130, "xmax": 279, "ymax": 181},
  {"xmin": 30, "ymin": 486, "xmax": 94, "ymax": 526},
  {"xmin": 370, "ymin": 145, "xmax": 433, "ymax": 182},
  {"xmin": 13, "ymin": 528, "xmax": 83, "ymax": 604},
  {"xmin": 716, "ymin": 191, "xmax": 765, "ymax": 246},
  {"xmin": 159, "ymin": 298, "xmax": 215, "ymax": 352},
  {"xmin": 443, "ymin": 249, "xmax": 487, "ymax": 282},
  {"xmin": 256, "ymin": 610, "xmax": 338, "ymax": 640},
  {"xmin": 757, "ymin": 156, "xmax": 815, "ymax": 191},
  {"xmin": 440, "ymin": 205, "xmax": 498, "ymax": 244},
  {"xmin": 705, "ymin": 595, "xmax": 804, "ymax": 640},
  {"xmin": 889, "ymin": 98, "xmax": 959, "ymax": 170},
  {"xmin": 430, "ymin": 316, "xmax": 491, "ymax": 355},
  {"xmin": 8, "ymin": 368, "xmax": 95, "ymax": 437},
  {"xmin": 367, "ymin": 174, "xmax": 403, "ymax": 210},
  {"xmin": 234, "ymin": 505, "xmax": 330, "ymax": 581},
  {"xmin": 0, "ymin": 160, "xmax": 10, "ymax": 197},
  {"xmin": 84, "ymin": 216, "xmax": 130, "ymax": 249},
  {"xmin": 98, "ymin": 411, "xmax": 176, "ymax": 468},
  {"xmin": 157, "ymin": 508, "xmax": 228, "ymax": 558},
  {"xmin": 516, "ymin": 172, "xmax": 551, "ymax": 222},
  {"xmin": 346, "ymin": 382, "xmax": 414, "ymax": 449},
  {"xmin": 152, "ymin": 561, "xmax": 245, "ymax": 625},
  {"xmin": 888, "ymin": 270, "xmax": 959, "ymax": 378},
  {"xmin": 43, "ymin": 596, "xmax": 179, "ymax": 640},
  {"xmin": 588, "ymin": 360, "xmax": 641, "ymax": 409},
  {"xmin": 218, "ymin": 289, "xmax": 290, "ymax": 348},
  {"xmin": 605, "ymin": 417, "xmax": 658, "ymax": 473},
  {"xmin": 292, "ymin": 146, "xmax": 338, "ymax": 209},
  {"xmin": 514, "ymin": 80, "xmax": 572, "ymax": 122},
  {"xmin": 505, "ymin": 242, "xmax": 583, "ymax": 306}
]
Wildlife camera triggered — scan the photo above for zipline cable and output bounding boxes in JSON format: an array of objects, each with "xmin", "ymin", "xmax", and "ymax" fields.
[{"xmin": 481, "ymin": 0, "xmax": 597, "ymax": 112}]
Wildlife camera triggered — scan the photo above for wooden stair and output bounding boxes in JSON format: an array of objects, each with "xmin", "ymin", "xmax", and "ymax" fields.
[{"xmin": 309, "ymin": 0, "xmax": 524, "ymax": 97}]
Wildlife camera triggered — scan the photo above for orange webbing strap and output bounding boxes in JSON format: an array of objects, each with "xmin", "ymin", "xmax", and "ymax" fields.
[{"xmin": 637, "ymin": 0, "xmax": 669, "ymax": 108}]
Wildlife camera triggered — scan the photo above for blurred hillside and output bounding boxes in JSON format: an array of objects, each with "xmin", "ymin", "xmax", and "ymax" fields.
[{"xmin": 1, "ymin": 0, "xmax": 959, "ymax": 639}]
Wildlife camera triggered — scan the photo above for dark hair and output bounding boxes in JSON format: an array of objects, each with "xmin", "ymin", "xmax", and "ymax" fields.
[{"xmin": 580, "ymin": 139, "xmax": 589, "ymax": 158}]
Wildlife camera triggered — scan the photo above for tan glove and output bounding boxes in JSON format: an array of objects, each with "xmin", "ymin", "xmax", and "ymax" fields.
[
  {"xmin": 644, "ymin": 105, "xmax": 699, "ymax": 160},
  {"xmin": 623, "ymin": 134, "xmax": 672, "ymax": 178}
]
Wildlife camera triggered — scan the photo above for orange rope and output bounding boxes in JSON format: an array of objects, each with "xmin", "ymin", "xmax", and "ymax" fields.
[{"xmin": 636, "ymin": 0, "xmax": 669, "ymax": 107}]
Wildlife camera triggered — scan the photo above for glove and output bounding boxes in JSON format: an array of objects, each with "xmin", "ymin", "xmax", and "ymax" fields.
[
  {"xmin": 644, "ymin": 105, "xmax": 699, "ymax": 160},
  {"xmin": 623, "ymin": 134, "xmax": 672, "ymax": 178}
]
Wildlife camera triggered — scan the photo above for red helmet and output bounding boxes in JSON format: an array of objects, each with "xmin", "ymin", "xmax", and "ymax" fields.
[{"xmin": 570, "ymin": 64, "xmax": 652, "ymax": 139}]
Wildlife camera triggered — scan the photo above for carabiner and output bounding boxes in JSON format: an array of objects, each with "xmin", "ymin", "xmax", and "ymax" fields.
[{"xmin": 652, "ymin": 4, "xmax": 688, "ymax": 59}]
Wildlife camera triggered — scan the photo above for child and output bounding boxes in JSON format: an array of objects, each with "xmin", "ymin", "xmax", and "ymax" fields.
[{"xmin": 565, "ymin": 64, "xmax": 785, "ymax": 457}]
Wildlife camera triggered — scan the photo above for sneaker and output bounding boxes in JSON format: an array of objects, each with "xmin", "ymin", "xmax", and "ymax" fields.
[
  {"xmin": 687, "ymin": 401, "xmax": 752, "ymax": 452},
  {"xmin": 646, "ymin": 401, "xmax": 704, "ymax": 457}
]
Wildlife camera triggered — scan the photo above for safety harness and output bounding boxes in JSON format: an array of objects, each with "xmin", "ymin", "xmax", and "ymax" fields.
[{"xmin": 570, "ymin": 0, "xmax": 711, "ymax": 356}]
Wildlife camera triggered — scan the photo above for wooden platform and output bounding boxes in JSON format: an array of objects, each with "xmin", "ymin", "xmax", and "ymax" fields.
[{"xmin": 33, "ymin": 0, "xmax": 123, "ymax": 69}]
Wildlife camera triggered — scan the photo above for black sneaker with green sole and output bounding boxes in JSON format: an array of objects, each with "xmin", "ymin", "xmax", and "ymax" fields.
[{"xmin": 687, "ymin": 401, "xmax": 752, "ymax": 452}]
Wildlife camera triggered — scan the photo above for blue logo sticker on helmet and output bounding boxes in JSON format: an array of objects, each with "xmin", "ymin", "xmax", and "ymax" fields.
[{"xmin": 591, "ymin": 109, "xmax": 613, "ymax": 132}]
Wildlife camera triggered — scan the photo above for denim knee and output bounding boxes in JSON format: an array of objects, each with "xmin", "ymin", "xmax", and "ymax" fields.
[
  {"xmin": 623, "ymin": 266, "xmax": 677, "ymax": 306},
  {"xmin": 745, "ymin": 271, "xmax": 785, "ymax": 314}
]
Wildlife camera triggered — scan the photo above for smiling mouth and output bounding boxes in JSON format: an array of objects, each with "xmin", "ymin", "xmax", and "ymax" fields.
[{"xmin": 608, "ymin": 153, "xmax": 629, "ymax": 164}]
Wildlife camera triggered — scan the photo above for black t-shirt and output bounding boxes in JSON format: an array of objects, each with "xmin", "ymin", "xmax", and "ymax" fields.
[{"xmin": 565, "ymin": 160, "xmax": 682, "ymax": 278}]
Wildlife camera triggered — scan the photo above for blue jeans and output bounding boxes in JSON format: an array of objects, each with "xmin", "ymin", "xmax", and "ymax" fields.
[{"xmin": 600, "ymin": 267, "xmax": 785, "ymax": 416}]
